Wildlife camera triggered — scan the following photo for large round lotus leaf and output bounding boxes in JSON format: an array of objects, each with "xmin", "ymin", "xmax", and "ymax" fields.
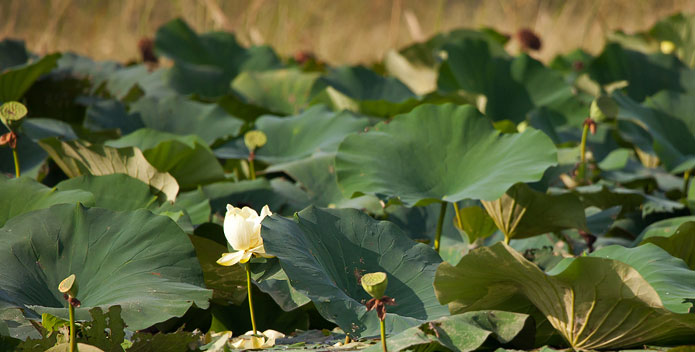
[
  {"xmin": 435, "ymin": 242, "xmax": 695, "ymax": 350},
  {"xmin": 248, "ymin": 105, "xmax": 369, "ymax": 164},
  {"xmin": 588, "ymin": 43, "xmax": 686, "ymax": 102},
  {"xmin": 155, "ymin": 19, "xmax": 281, "ymax": 98},
  {"xmin": 261, "ymin": 206, "xmax": 448, "ymax": 337},
  {"xmin": 0, "ymin": 177, "xmax": 93, "ymax": 227},
  {"xmin": 129, "ymin": 95, "xmax": 244, "ymax": 145},
  {"xmin": 638, "ymin": 221, "xmax": 695, "ymax": 269},
  {"xmin": 438, "ymin": 39, "xmax": 585, "ymax": 126},
  {"xmin": 0, "ymin": 53, "xmax": 60, "ymax": 102},
  {"xmin": 232, "ymin": 69, "xmax": 326, "ymax": 115},
  {"xmin": 335, "ymin": 103, "xmax": 557, "ymax": 206},
  {"xmin": 616, "ymin": 92, "xmax": 695, "ymax": 173},
  {"xmin": 0, "ymin": 204, "xmax": 211, "ymax": 330}
]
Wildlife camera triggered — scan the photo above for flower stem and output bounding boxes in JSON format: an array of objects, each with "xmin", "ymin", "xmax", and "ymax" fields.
[
  {"xmin": 245, "ymin": 264, "xmax": 257, "ymax": 335},
  {"xmin": 434, "ymin": 202, "xmax": 446, "ymax": 253},
  {"xmin": 577, "ymin": 121, "xmax": 590, "ymax": 181},
  {"xmin": 380, "ymin": 318, "xmax": 387, "ymax": 352},
  {"xmin": 248, "ymin": 159, "xmax": 256, "ymax": 180},
  {"xmin": 12, "ymin": 148, "xmax": 20, "ymax": 178},
  {"xmin": 68, "ymin": 302, "xmax": 76, "ymax": 352},
  {"xmin": 684, "ymin": 170, "xmax": 691, "ymax": 197},
  {"xmin": 453, "ymin": 202, "xmax": 463, "ymax": 232}
]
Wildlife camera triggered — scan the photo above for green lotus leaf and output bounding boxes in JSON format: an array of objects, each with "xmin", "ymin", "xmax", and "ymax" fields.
[
  {"xmin": 318, "ymin": 65, "xmax": 419, "ymax": 117},
  {"xmin": 0, "ymin": 176, "xmax": 93, "ymax": 227},
  {"xmin": 84, "ymin": 99, "xmax": 144, "ymax": 135},
  {"xmin": 266, "ymin": 153, "xmax": 382, "ymax": 213},
  {"xmin": 129, "ymin": 95, "xmax": 244, "ymax": 145},
  {"xmin": 435, "ymin": 242, "xmax": 695, "ymax": 350},
  {"xmin": 638, "ymin": 221, "xmax": 695, "ymax": 269},
  {"xmin": 364, "ymin": 310, "xmax": 535, "ymax": 352},
  {"xmin": 573, "ymin": 184, "xmax": 683, "ymax": 217},
  {"xmin": 335, "ymin": 103, "xmax": 557, "ymax": 206},
  {"xmin": 588, "ymin": 43, "xmax": 686, "ymax": 101},
  {"xmin": 154, "ymin": 18, "xmax": 281, "ymax": 97},
  {"xmin": 231, "ymin": 68, "xmax": 326, "ymax": 115},
  {"xmin": 55, "ymin": 174, "xmax": 207, "ymax": 231},
  {"xmin": 251, "ymin": 105, "xmax": 370, "ymax": 164},
  {"xmin": 481, "ymin": 182, "xmax": 588, "ymax": 243},
  {"xmin": 454, "ymin": 205, "xmax": 498, "ymax": 242},
  {"xmin": 0, "ymin": 204, "xmax": 211, "ymax": 331},
  {"xmin": 616, "ymin": 91, "xmax": 695, "ymax": 173},
  {"xmin": 0, "ymin": 53, "xmax": 61, "ymax": 102},
  {"xmin": 635, "ymin": 216, "xmax": 695, "ymax": 244},
  {"xmin": 261, "ymin": 207, "xmax": 448, "ymax": 337},
  {"xmin": 438, "ymin": 39, "xmax": 584, "ymax": 125},
  {"xmin": 38, "ymin": 138, "xmax": 179, "ymax": 202},
  {"xmin": 188, "ymin": 234, "xmax": 247, "ymax": 305},
  {"xmin": 0, "ymin": 117, "xmax": 78, "ymax": 177},
  {"xmin": 106, "ymin": 128, "xmax": 225, "ymax": 189}
]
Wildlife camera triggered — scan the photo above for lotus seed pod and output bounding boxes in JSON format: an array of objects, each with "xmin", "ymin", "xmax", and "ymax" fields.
[
  {"xmin": 0, "ymin": 101, "xmax": 28, "ymax": 131},
  {"xmin": 58, "ymin": 274, "xmax": 78, "ymax": 298},
  {"xmin": 660, "ymin": 41, "xmax": 676, "ymax": 55},
  {"xmin": 361, "ymin": 272, "xmax": 388, "ymax": 299},
  {"xmin": 244, "ymin": 130, "xmax": 268, "ymax": 152},
  {"xmin": 589, "ymin": 96, "xmax": 619, "ymax": 123}
]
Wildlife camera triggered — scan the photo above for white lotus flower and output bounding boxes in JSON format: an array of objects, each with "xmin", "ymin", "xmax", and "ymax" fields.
[
  {"xmin": 230, "ymin": 329, "xmax": 285, "ymax": 349},
  {"xmin": 216, "ymin": 205, "xmax": 274, "ymax": 266}
]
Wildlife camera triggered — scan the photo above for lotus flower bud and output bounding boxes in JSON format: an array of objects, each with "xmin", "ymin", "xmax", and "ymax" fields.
[
  {"xmin": 361, "ymin": 272, "xmax": 388, "ymax": 299},
  {"xmin": 660, "ymin": 41, "xmax": 676, "ymax": 55},
  {"xmin": 589, "ymin": 96, "xmax": 618, "ymax": 123},
  {"xmin": 0, "ymin": 101, "xmax": 28, "ymax": 131},
  {"xmin": 244, "ymin": 130, "xmax": 267, "ymax": 153},
  {"xmin": 58, "ymin": 274, "xmax": 78, "ymax": 298}
]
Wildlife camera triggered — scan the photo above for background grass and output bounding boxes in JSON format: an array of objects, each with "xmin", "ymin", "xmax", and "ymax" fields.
[{"xmin": 2, "ymin": 0, "xmax": 694, "ymax": 64}]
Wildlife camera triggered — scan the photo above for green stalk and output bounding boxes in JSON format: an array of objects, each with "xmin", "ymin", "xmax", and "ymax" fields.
[
  {"xmin": 380, "ymin": 318, "xmax": 387, "ymax": 352},
  {"xmin": 577, "ymin": 122, "xmax": 590, "ymax": 181},
  {"xmin": 434, "ymin": 202, "xmax": 447, "ymax": 253},
  {"xmin": 684, "ymin": 170, "xmax": 691, "ymax": 197},
  {"xmin": 12, "ymin": 148, "xmax": 20, "ymax": 178},
  {"xmin": 248, "ymin": 159, "xmax": 256, "ymax": 180},
  {"xmin": 245, "ymin": 264, "xmax": 257, "ymax": 335},
  {"xmin": 453, "ymin": 202, "xmax": 463, "ymax": 232},
  {"xmin": 68, "ymin": 302, "xmax": 76, "ymax": 352}
]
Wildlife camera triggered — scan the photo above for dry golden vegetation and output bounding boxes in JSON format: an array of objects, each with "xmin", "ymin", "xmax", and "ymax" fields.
[{"xmin": 2, "ymin": 0, "xmax": 694, "ymax": 64}]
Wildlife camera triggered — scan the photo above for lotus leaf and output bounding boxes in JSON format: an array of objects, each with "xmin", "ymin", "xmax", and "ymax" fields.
[
  {"xmin": 364, "ymin": 311, "xmax": 535, "ymax": 352},
  {"xmin": 335, "ymin": 103, "xmax": 557, "ymax": 206},
  {"xmin": 0, "ymin": 53, "xmax": 61, "ymax": 102},
  {"xmin": 481, "ymin": 182, "xmax": 588, "ymax": 243},
  {"xmin": 0, "ymin": 176, "xmax": 93, "ymax": 227},
  {"xmin": 0, "ymin": 204, "xmax": 211, "ymax": 331},
  {"xmin": 106, "ymin": 129, "xmax": 225, "ymax": 189},
  {"xmin": 435, "ymin": 242, "xmax": 695, "ymax": 350},
  {"xmin": 261, "ymin": 207, "xmax": 448, "ymax": 337}
]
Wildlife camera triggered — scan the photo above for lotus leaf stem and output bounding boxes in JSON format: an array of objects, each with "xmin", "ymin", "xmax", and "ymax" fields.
[
  {"xmin": 12, "ymin": 148, "xmax": 19, "ymax": 178},
  {"xmin": 577, "ymin": 121, "xmax": 590, "ymax": 181},
  {"xmin": 452, "ymin": 202, "xmax": 463, "ymax": 234},
  {"xmin": 684, "ymin": 170, "xmax": 691, "ymax": 197},
  {"xmin": 245, "ymin": 263, "xmax": 257, "ymax": 334},
  {"xmin": 380, "ymin": 318, "xmax": 387, "ymax": 352},
  {"xmin": 68, "ymin": 302, "xmax": 76, "ymax": 352},
  {"xmin": 248, "ymin": 159, "xmax": 256, "ymax": 180},
  {"xmin": 434, "ymin": 202, "xmax": 446, "ymax": 253}
]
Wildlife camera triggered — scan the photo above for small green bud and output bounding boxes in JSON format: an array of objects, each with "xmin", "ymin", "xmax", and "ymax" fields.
[
  {"xmin": 589, "ymin": 96, "xmax": 618, "ymax": 123},
  {"xmin": 244, "ymin": 130, "xmax": 267, "ymax": 153},
  {"xmin": 0, "ymin": 101, "xmax": 28, "ymax": 131},
  {"xmin": 361, "ymin": 272, "xmax": 388, "ymax": 299},
  {"xmin": 58, "ymin": 274, "xmax": 78, "ymax": 298}
]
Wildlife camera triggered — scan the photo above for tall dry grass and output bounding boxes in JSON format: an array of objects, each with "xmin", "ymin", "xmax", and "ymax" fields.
[{"xmin": 1, "ymin": 0, "xmax": 694, "ymax": 64}]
